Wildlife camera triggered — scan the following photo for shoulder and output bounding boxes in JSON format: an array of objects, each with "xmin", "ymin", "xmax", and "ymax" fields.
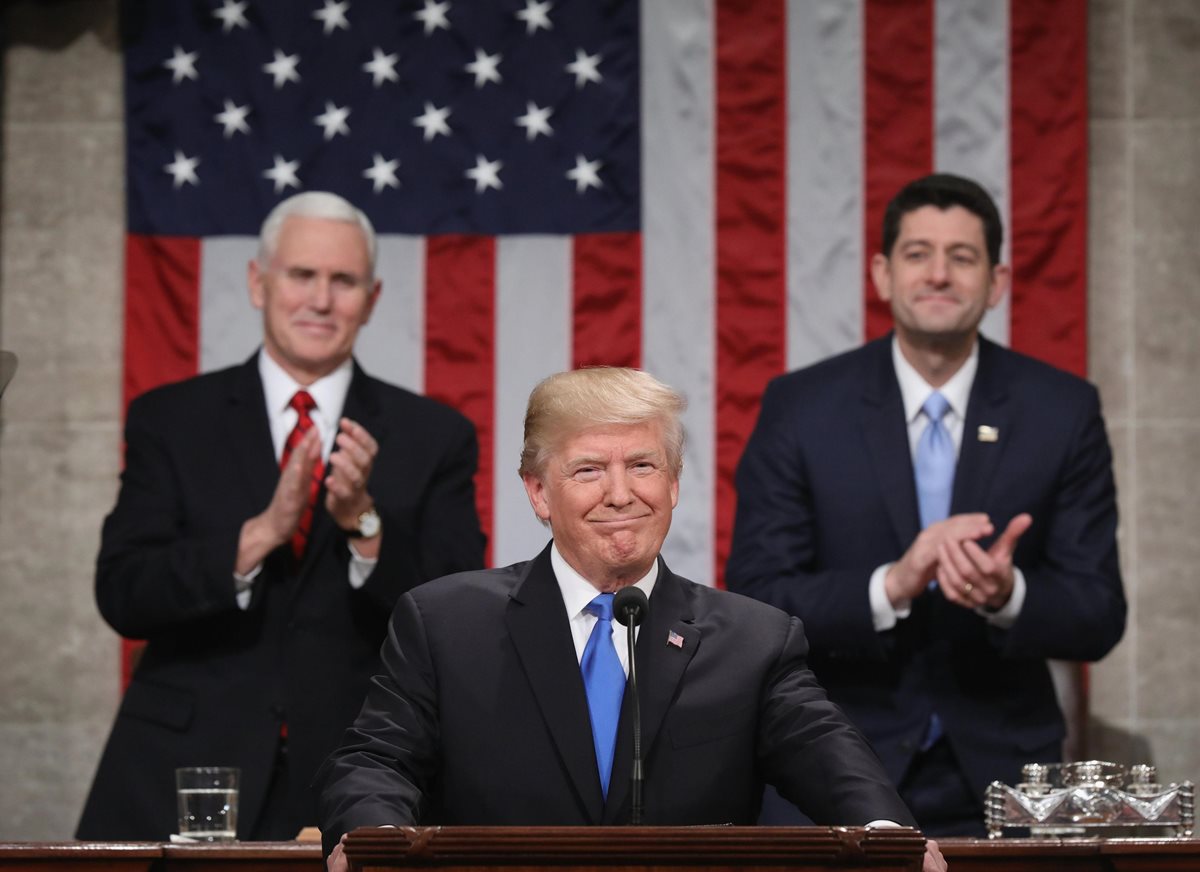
[
  {"xmin": 980, "ymin": 340, "xmax": 1101, "ymax": 407},
  {"xmin": 356, "ymin": 370, "xmax": 477, "ymax": 436},
  {"xmin": 407, "ymin": 564, "xmax": 524, "ymax": 610},
  {"xmin": 125, "ymin": 364, "xmax": 245, "ymax": 422}
]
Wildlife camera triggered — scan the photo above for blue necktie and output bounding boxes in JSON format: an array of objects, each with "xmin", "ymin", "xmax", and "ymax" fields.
[
  {"xmin": 915, "ymin": 391, "xmax": 954, "ymax": 529},
  {"xmin": 581, "ymin": 593, "xmax": 625, "ymax": 798},
  {"xmin": 914, "ymin": 391, "xmax": 953, "ymax": 750}
]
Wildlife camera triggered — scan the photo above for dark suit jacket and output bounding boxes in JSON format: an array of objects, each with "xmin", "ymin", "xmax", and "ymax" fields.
[
  {"xmin": 76, "ymin": 355, "xmax": 486, "ymax": 840},
  {"xmin": 316, "ymin": 546, "xmax": 914, "ymax": 854},
  {"xmin": 726, "ymin": 335, "xmax": 1126, "ymax": 800}
]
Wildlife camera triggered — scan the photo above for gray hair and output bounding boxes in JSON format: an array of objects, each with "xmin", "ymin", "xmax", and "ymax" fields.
[
  {"xmin": 256, "ymin": 191, "xmax": 378, "ymax": 276},
  {"xmin": 519, "ymin": 367, "xmax": 687, "ymax": 480}
]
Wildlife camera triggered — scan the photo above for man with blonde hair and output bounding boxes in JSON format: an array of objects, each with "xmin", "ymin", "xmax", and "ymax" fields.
[
  {"xmin": 78, "ymin": 191, "xmax": 486, "ymax": 841},
  {"xmin": 317, "ymin": 367, "xmax": 944, "ymax": 872}
]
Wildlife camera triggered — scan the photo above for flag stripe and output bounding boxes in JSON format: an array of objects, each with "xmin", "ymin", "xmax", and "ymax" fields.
[
  {"xmin": 641, "ymin": 0, "xmax": 716, "ymax": 584},
  {"xmin": 714, "ymin": 0, "xmax": 789, "ymax": 586},
  {"xmin": 124, "ymin": 234, "xmax": 201, "ymax": 408},
  {"xmin": 786, "ymin": 0, "xmax": 865, "ymax": 372},
  {"xmin": 493, "ymin": 236, "xmax": 572, "ymax": 568},
  {"xmin": 573, "ymin": 233, "xmax": 642, "ymax": 369},
  {"xmin": 863, "ymin": 0, "xmax": 935, "ymax": 341},
  {"xmin": 1009, "ymin": 0, "xmax": 1088, "ymax": 377},
  {"xmin": 423, "ymin": 235, "xmax": 496, "ymax": 564},
  {"xmin": 935, "ymin": 0, "xmax": 1011, "ymax": 346}
]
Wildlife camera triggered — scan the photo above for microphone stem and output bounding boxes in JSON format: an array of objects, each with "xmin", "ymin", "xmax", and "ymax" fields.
[{"xmin": 626, "ymin": 616, "xmax": 643, "ymax": 825}]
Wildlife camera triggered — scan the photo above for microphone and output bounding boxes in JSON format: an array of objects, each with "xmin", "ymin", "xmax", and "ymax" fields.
[{"xmin": 613, "ymin": 585, "xmax": 648, "ymax": 824}]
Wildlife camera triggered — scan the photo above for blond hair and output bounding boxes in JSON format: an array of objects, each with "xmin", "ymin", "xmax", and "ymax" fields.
[{"xmin": 519, "ymin": 367, "xmax": 686, "ymax": 479}]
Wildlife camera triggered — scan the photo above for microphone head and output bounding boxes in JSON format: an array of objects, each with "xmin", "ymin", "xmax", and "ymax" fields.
[{"xmin": 613, "ymin": 586, "xmax": 648, "ymax": 627}]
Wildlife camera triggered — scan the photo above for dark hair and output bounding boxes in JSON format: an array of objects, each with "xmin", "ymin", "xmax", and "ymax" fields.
[{"xmin": 880, "ymin": 173, "xmax": 1003, "ymax": 265}]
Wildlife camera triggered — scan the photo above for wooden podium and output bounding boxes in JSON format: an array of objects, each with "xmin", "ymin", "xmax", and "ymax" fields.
[{"xmin": 342, "ymin": 826, "xmax": 926, "ymax": 872}]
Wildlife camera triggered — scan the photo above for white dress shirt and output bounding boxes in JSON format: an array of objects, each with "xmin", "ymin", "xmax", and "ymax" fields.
[
  {"xmin": 234, "ymin": 350, "xmax": 377, "ymax": 608},
  {"xmin": 868, "ymin": 338, "xmax": 1026, "ymax": 631}
]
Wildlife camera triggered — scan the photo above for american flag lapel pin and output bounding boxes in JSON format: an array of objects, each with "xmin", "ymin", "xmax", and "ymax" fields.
[
  {"xmin": 667, "ymin": 630, "xmax": 684, "ymax": 648},
  {"xmin": 977, "ymin": 425, "xmax": 999, "ymax": 443}
]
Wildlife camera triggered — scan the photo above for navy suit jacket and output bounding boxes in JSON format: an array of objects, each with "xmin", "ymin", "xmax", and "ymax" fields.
[
  {"xmin": 726, "ymin": 335, "xmax": 1125, "ymax": 798},
  {"xmin": 316, "ymin": 546, "xmax": 914, "ymax": 855},
  {"xmin": 77, "ymin": 355, "xmax": 486, "ymax": 840}
]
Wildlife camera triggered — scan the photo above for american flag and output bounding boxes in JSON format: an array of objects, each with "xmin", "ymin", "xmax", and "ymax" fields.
[{"xmin": 122, "ymin": 0, "xmax": 1088, "ymax": 591}]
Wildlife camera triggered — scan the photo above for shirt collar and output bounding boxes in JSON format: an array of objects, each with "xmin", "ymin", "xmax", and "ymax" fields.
[
  {"xmin": 257, "ymin": 349, "xmax": 354, "ymax": 422},
  {"xmin": 891, "ymin": 336, "xmax": 978, "ymax": 424},
  {"xmin": 550, "ymin": 541, "xmax": 659, "ymax": 619}
]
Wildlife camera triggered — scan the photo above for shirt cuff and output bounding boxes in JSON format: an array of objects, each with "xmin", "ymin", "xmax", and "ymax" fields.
[
  {"xmin": 869, "ymin": 563, "xmax": 911, "ymax": 632},
  {"xmin": 977, "ymin": 566, "xmax": 1026, "ymax": 627},
  {"xmin": 233, "ymin": 563, "xmax": 262, "ymax": 611},
  {"xmin": 347, "ymin": 541, "xmax": 378, "ymax": 590}
]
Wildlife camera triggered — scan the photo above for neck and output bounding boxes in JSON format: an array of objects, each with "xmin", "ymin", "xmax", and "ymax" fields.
[{"xmin": 895, "ymin": 331, "xmax": 975, "ymax": 388}]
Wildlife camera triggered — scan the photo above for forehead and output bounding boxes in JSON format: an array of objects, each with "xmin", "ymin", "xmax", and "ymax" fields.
[
  {"xmin": 274, "ymin": 215, "xmax": 371, "ymax": 268},
  {"xmin": 557, "ymin": 421, "xmax": 666, "ymax": 460},
  {"xmin": 895, "ymin": 205, "xmax": 987, "ymax": 250}
]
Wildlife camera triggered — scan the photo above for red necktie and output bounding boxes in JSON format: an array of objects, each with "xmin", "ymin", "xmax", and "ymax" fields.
[{"xmin": 280, "ymin": 390, "xmax": 324, "ymax": 559}]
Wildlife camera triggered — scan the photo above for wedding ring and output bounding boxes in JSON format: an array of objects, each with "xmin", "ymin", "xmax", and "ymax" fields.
[{"xmin": 964, "ymin": 582, "xmax": 974, "ymax": 594}]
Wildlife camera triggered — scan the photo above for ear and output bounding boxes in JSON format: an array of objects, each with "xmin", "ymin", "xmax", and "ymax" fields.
[
  {"xmin": 523, "ymin": 473, "xmax": 551, "ymax": 522},
  {"xmin": 248, "ymin": 259, "xmax": 266, "ymax": 310},
  {"xmin": 360, "ymin": 279, "xmax": 382, "ymax": 325},
  {"xmin": 870, "ymin": 253, "xmax": 893, "ymax": 302},
  {"xmin": 987, "ymin": 263, "xmax": 1011, "ymax": 309},
  {"xmin": 669, "ymin": 476, "xmax": 679, "ymax": 509}
]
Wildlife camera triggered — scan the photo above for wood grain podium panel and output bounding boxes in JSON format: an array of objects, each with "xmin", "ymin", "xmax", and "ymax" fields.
[{"xmin": 341, "ymin": 826, "xmax": 926, "ymax": 872}]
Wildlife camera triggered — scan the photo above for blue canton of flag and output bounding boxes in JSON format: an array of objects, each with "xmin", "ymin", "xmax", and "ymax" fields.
[{"xmin": 123, "ymin": 0, "xmax": 640, "ymax": 236}]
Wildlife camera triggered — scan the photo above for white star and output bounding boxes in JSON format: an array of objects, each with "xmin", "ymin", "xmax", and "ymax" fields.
[
  {"xmin": 566, "ymin": 154, "xmax": 602, "ymax": 193},
  {"xmin": 164, "ymin": 46, "xmax": 199, "ymax": 84},
  {"xmin": 515, "ymin": 0, "xmax": 552, "ymax": 34},
  {"xmin": 263, "ymin": 155, "xmax": 301, "ymax": 193},
  {"xmin": 412, "ymin": 102, "xmax": 452, "ymax": 141},
  {"xmin": 214, "ymin": 100, "xmax": 251, "ymax": 138},
  {"xmin": 263, "ymin": 50, "xmax": 301, "ymax": 88},
  {"xmin": 164, "ymin": 150, "xmax": 200, "ymax": 188},
  {"xmin": 362, "ymin": 47, "xmax": 400, "ymax": 87},
  {"xmin": 363, "ymin": 153, "xmax": 401, "ymax": 193},
  {"xmin": 515, "ymin": 101, "xmax": 553, "ymax": 141},
  {"xmin": 212, "ymin": 0, "xmax": 249, "ymax": 33},
  {"xmin": 464, "ymin": 48, "xmax": 502, "ymax": 88},
  {"xmin": 465, "ymin": 155, "xmax": 503, "ymax": 193},
  {"xmin": 314, "ymin": 102, "xmax": 351, "ymax": 140},
  {"xmin": 565, "ymin": 48, "xmax": 602, "ymax": 88},
  {"xmin": 313, "ymin": 0, "xmax": 350, "ymax": 34},
  {"xmin": 414, "ymin": 0, "xmax": 451, "ymax": 35}
]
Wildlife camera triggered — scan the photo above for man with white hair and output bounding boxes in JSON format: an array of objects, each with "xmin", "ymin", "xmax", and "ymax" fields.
[{"xmin": 77, "ymin": 192, "xmax": 486, "ymax": 840}]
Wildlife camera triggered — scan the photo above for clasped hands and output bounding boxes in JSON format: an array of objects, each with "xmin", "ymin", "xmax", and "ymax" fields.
[
  {"xmin": 885, "ymin": 512, "xmax": 1032, "ymax": 612},
  {"xmin": 237, "ymin": 418, "xmax": 379, "ymax": 573}
]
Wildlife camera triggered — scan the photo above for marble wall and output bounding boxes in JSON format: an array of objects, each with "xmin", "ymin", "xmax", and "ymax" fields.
[{"xmin": 0, "ymin": 0, "xmax": 1197, "ymax": 841}]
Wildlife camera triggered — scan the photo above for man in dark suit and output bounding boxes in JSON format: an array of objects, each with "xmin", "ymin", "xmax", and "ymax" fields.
[
  {"xmin": 76, "ymin": 192, "xmax": 486, "ymax": 841},
  {"xmin": 727, "ymin": 174, "xmax": 1126, "ymax": 835},
  {"xmin": 317, "ymin": 367, "xmax": 946, "ymax": 872}
]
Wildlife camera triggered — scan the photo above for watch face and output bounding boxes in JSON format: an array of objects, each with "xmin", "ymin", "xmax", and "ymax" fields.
[{"xmin": 358, "ymin": 509, "xmax": 381, "ymax": 538}]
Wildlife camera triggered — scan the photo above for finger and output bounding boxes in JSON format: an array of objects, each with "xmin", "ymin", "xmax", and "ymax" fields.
[
  {"xmin": 325, "ymin": 449, "xmax": 368, "ymax": 490},
  {"xmin": 934, "ymin": 542, "xmax": 969, "ymax": 606},
  {"xmin": 334, "ymin": 430, "xmax": 374, "ymax": 470},
  {"xmin": 991, "ymin": 512, "xmax": 1033, "ymax": 559},
  {"xmin": 938, "ymin": 541, "xmax": 984, "ymax": 607},
  {"xmin": 339, "ymin": 417, "xmax": 379, "ymax": 457},
  {"xmin": 960, "ymin": 538, "xmax": 1002, "ymax": 599}
]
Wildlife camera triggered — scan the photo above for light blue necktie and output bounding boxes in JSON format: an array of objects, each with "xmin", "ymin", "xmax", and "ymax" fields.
[
  {"xmin": 915, "ymin": 392, "xmax": 954, "ymax": 528},
  {"xmin": 581, "ymin": 593, "xmax": 625, "ymax": 798},
  {"xmin": 914, "ymin": 391, "xmax": 954, "ymax": 749}
]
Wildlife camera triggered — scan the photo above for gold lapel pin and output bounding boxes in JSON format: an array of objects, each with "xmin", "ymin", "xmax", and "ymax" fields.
[{"xmin": 977, "ymin": 425, "xmax": 999, "ymax": 443}]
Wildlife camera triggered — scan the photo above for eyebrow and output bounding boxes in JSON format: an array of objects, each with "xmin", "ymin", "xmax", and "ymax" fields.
[{"xmin": 563, "ymin": 449, "xmax": 663, "ymax": 469}]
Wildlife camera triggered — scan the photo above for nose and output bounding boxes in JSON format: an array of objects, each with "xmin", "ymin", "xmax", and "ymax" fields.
[
  {"xmin": 308, "ymin": 276, "xmax": 334, "ymax": 311},
  {"xmin": 604, "ymin": 467, "xmax": 635, "ymax": 508},
  {"xmin": 928, "ymin": 253, "xmax": 950, "ymax": 286}
]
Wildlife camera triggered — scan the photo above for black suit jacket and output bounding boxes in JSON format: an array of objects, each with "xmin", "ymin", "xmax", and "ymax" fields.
[
  {"xmin": 316, "ymin": 546, "xmax": 914, "ymax": 854},
  {"xmin": 76, "ymin": 355, "xmax": 486, "ymax": 840},
  {"xmin": 726, "ymin": 335, "xmax": 1126, "ymax": 799}
]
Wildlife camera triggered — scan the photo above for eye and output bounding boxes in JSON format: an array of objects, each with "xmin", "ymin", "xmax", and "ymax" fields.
[
  {"xmin": 630, "ymin": 461, "xmax": 656, "ymax": 475},
  {"xmin": 331, "ymin": 273, "xmax": 362, "ymax": 291},
  {"xmin": 572, "ymin": 467, "xmax": 601, "ymax": 482},
  {"xmin": 286, "ymin": 267, "xmax": 316, "ymax": 284}
]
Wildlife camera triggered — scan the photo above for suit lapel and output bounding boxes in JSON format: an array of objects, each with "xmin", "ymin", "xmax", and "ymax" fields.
[
  {"xmin": 223, "ymin": 356, "xmax": 278, "ymax": 518},
  {"xmin": 858, "ymin": 337, "xmax": 921, "ymax": 548},
  {"xmin": 506, "ymin": 546, "xmax": 606, "ymax": 822},
  {"xmin": 604, "ymin": 561, "xmax": 700, "ymax": 823},
  {"xmin": 954, "ymin": 338, "xmax": 1012, "ymax": 514}
]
